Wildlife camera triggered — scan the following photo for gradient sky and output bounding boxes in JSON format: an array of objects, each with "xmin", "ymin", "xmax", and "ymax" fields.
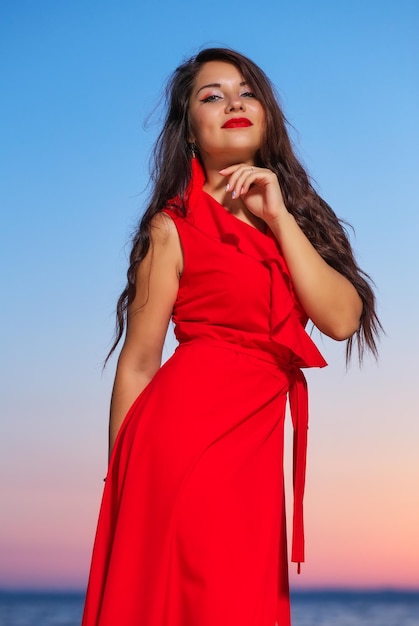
[{"xmin": 1, "ymin": 0, "xmax": 418, "ymax": 590}]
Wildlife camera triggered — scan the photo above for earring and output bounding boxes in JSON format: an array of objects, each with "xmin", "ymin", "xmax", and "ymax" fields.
[{"xmin": 189, "ymin": 142, "xmax": 198, "ymax": 158}]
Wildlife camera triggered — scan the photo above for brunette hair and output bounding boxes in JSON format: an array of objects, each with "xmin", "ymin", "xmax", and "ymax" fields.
[{"xmin": 107, "ymin": 47, "xmax": 381, "ymax": 363}]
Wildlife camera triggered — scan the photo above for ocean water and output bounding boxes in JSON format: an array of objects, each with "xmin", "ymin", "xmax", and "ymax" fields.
[
  {"xmin": 290, "ymin": 591, "xmax": 419, "ymax": 626},
  {"xmin": 0, "ymin": 590, "xmax": 418, "ymax": 626},
  {"xmin": 0, "ymin": 592, "xmax": 83, "ymax": 626}
]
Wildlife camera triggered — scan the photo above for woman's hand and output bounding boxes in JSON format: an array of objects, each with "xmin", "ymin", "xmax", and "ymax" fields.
[
  {"xmin": 220, "ymin": 163, "xmax": 362, "ymax": 341},
  {"xmin": 219, "ymin": 163, "xmax": 288, "ymax": 225}
]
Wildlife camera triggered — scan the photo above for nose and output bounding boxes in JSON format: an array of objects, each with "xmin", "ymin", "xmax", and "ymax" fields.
[{"xmin": 225, "ymin": 94, "xmax": 245, "ymax": 112}]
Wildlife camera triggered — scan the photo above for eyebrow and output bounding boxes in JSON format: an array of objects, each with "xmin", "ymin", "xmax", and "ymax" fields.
[{"xmin": 196, "ymin": 81, "xmax": 248, "ymax": 96}]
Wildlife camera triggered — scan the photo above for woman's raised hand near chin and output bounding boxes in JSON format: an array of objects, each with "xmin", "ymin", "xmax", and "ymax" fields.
[
  {"xmin": 219, "ymin": 163, "xmax": 288, "ymax": 226},
  {"xmin": 220, "ymin": 163, "xmax": 363, "ymax": 341}
]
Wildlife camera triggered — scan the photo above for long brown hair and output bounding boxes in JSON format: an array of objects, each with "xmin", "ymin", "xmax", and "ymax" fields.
[{"xmin": 107, "ymin": 47, "xmax": 381, "ymax": 363}]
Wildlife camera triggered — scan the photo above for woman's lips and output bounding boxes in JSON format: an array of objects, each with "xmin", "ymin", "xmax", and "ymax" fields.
[{"xmin": 222, "ymin": 117, "xmax": 253, "ymax": 129}]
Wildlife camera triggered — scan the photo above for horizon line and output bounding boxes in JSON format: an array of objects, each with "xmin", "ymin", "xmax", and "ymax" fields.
[{"xmin": 1, "ymin": 586, "xmax": 418, "ymax": 595}]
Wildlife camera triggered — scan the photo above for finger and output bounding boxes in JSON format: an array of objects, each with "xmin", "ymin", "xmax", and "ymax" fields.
[
  {"xmin": 230, "ymin": 166, "xmax": 257, "ymax": 198},
  {"xmin": 218, "ymin": 164, "xmax": 242, "ymax": 176},
  {"xmin": 239, "ymin": 168, "xmax": 277, "ymax": 198},
  {"xmin": 238, "ymin": 166, "xmax": 258, "ymax": 196},
  {"xmin": 218, "ymin": 164, "xmax": 246, "ymax": 193},
  {"xmin": 219, "ymin": 163, "xmax": 244, "ymax": 191},
  {"xmin": 218, "ymin": 164, "xmax": 242, "ymax": 192}
]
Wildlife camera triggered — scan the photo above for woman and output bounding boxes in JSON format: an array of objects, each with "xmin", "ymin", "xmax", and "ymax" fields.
[{"xmin": 82, "ymin": 48, "xmax": 380, "ymax": 626}]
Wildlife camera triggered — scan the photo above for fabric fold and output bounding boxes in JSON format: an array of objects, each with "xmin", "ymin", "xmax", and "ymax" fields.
[{"xmin": 166, "ymin": 158, "xmax": 327, "ymax": 569}]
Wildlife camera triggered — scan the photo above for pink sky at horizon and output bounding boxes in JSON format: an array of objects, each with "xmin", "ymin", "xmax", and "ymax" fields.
[{"xmin": 2, "ymin": 337, "xmax": 418, "ymax": 591}]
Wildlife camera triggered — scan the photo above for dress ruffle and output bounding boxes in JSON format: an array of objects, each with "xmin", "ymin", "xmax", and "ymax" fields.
[
  {"xmin": 169, "ymin": 157, "xmax": 327, "ymax": 371},
  {"xmin": 165, "ymin": 158, "xmax": 327, "ymax": 568}
]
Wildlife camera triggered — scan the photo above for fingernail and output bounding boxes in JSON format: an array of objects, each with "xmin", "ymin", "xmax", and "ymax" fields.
[
  {"xmin": 231, "ymin": 190, "xmax": 236, "ymax": 199},
  {"xmin": 240, "ymin": 187, "xmax": 244, "ymax": 195},
  {"xmin": 225, "ymin": 183, "xmax": 230, "ymax": 192}
]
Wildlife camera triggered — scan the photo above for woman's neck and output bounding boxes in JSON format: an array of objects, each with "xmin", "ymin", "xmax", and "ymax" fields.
[
  {"xmin": 200, "ymin": 160, "xmax": 266, "ymax": 234},
  {"xmin": 201, "ymin": 156, "xmax": 254, "ymax": 202}
]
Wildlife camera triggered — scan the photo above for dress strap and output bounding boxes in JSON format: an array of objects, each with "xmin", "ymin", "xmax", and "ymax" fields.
[{"xmin": 288, "ymin": 367, "xmax": 309, "ymax": 573}]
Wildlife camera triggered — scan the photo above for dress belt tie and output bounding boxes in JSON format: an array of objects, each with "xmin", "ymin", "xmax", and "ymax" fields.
[
  {"xmin": 288, "ymin": 366, "xmax": 309, "ymax": 574},
  {"xmin": 177, "ymin": 337, "xmax": 310, "ymax": 573}
]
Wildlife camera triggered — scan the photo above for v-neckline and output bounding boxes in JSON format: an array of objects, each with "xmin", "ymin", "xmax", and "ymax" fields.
[
  {"xmin": 201, "ymin": 188, "xmax": 271, "ymax": 238},
  {"xmin": 190, "ymin": 157, "xmax": 275, "ymax": 241}
]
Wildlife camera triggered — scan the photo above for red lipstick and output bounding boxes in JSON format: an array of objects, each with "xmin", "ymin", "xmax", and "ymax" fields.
[{"xmin": 222, "ymin": 117, "xmax": 253, "ymax": 129}]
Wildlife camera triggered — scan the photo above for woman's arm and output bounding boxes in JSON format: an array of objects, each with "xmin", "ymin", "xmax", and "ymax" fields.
[
  {"xmin": 219, "ymin": 164, "xmax": 363, "ymax": 340},
  {"xmin": 267, "ymin": 210, "xmax": 362, "ymax": 340},
  {"xmin": 109, "ymin": 213, "xmax": 183, "ymax": 457}
]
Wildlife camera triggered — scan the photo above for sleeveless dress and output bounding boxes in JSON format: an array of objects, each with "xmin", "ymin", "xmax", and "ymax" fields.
[{"xmin": 81, "ymin": 158, "xmax": 327, "ymax": 626}]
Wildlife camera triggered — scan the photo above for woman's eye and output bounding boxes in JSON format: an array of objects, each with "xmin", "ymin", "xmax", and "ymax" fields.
[
  {"xmin": 201, "ymin": 94, "xmax": 222, "ymax": 103},
  {"xmin": 241, "ymin": 91, "xmax": 256, "ymax": 98}
]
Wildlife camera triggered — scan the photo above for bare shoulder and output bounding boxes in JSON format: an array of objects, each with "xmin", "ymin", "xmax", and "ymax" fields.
[
  {"xmin": 149, "ymin": 211, "xmax": 183, "ymax": 275},
  {"xmin": 150, "ymin": 211, "xmax": 178, "ymax": 246}
]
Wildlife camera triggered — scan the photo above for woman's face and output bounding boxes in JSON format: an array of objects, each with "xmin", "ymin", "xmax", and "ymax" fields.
[{"xmin": 188, "ymin": 61, "xmax": 265, "ymax": 167}]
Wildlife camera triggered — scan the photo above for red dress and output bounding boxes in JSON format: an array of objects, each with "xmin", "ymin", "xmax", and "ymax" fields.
[{"xmin": 82, "ymin": 159, "xmax": 326, "ymax": 626}]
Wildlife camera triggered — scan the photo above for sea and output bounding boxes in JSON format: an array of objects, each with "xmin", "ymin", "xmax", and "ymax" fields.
[{"xmin": 0, "ymin": 590, "xmax": 418, "ymax": 626}]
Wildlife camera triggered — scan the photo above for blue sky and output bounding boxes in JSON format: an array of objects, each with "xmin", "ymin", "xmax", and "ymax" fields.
[{"xmin": 1, "ymin": 0, "xmax": 418, "ymax": 589}]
